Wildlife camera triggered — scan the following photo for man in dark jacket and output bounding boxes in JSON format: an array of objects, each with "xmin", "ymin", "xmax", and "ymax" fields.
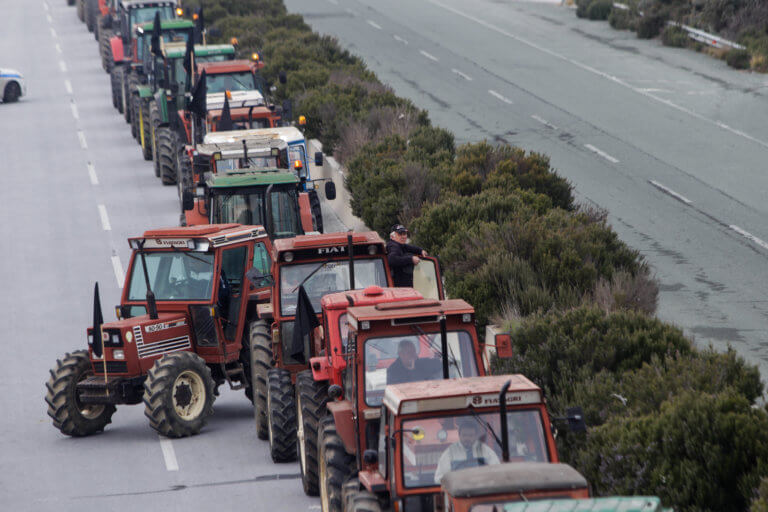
[{"xmin": 386, "ymin": 224, "xmax": 427, "ymax": 288}]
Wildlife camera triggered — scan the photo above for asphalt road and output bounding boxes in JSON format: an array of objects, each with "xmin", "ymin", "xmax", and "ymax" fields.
[
  {"xmin": 0, "ymin": 1, "xmax": 343, "ymax": 510},
  {"xmin": 285, "ymin": 0, "xmax": 768, "ymax": 381}
]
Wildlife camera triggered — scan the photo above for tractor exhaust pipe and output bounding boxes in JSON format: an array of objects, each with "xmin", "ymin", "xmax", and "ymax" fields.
[
  {"xmin": 440, "ymin": 315, "xmax": 449, "ymax": 379},
  {"xmin": 499, "ymin": 379, "xmax": 512, "ymax": 463},
  {"xmin": 347, "ymin": 232, "xmax": 355, "ymax": 289}
]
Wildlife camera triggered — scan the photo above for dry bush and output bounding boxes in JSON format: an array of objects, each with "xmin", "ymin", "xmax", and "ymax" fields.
[
  {"xmin": 400, "ymin": 162, "xmax": 440, "ymax": 226},
  {"xmin": 591, "ymin": 267, "xmax": 659, "ymax": 315},
  {"xmin": 334, "ymin": 106, "xmax": 421, "ymax": 164},
  {"xmin": 328, "ymin": 69, "xmax": 389, "ymax": 96},
  {"xmin": 576, "ymin": 201, "xmax": 608, "ymax": 224}
]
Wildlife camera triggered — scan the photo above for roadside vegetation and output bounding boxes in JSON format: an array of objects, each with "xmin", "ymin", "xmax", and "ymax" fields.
[
  {"xmin": 575, "ymin": 0, "xmax": 768, "ymax": 72},
  {"xmin": 183, "ymin": 0, "xmax": 766, "ymax": 508}
]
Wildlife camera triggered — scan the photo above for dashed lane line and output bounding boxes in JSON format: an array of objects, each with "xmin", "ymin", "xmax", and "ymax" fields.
[
  {"xmin": 584, "ymin": 144, "xmax": 619, "ymax": 164},
  {"xmin": 393, "ymin": 35, "xmax": 409, "ymax": 45},
  {"xmin": 111, "ymin": 255, "xmax": 124, "ymax": 287},
  {"xmin": 649, "ymin": 180, "xmax": 693, "ymax": 205},
  {"xmin": 70, "ymin": 101, "xmax": 79, "ymax": 121},
  {"xmin": 98, "ymin": 205, "xmax": 112, "ymax": 231},
  {"xmin": 55, "ymin": 43, "xmax": 62, "ymax": 54},
  {"xmin": 77, "ymin": 131, "xmax": 88, "ymax": 149},
  {"xmin": 46, "ymin": 13, "xmax": 53, "ymax": 23},
  {"xmin": 729, "ymin": 225, "xmax": 768, "ymax": 252},
  {"xmin": 419, "ymin": 50, "xmax": 439, "ymax": 62},
  {"xmin": 159, "ymin": 437, "xmax": 179, "ymax": 471},
  {"xmin": 451, "ymin": 68, "xmax": 473, "ymax": 81},
  {"xmin": 59, "ymin": 60, "xmax": 67, "ymax": 73},
  {"xmin": 64, "ymin": 79, "xmax": 72, "ymax": 94},
  {"xmin": 327, "ymin": 0, "xmax": 338, "ymax": 4},
  {"xmin": 50, "ymin": 27, "xmax": 57, "ymax": 38},
  {"xmin": 488, "ymin": 89, "xmax": 513, "ymax": 104},
  {"xmin": 366, "ymin": 20, "xmax": 382, "ymax": 30},
  {"xmin": 531, "ymin": 114, "xmax": 557, "ymax": 129},
  {"xmin": 87, "ymin": 162, "xmax": 99, "ymax": 185}
]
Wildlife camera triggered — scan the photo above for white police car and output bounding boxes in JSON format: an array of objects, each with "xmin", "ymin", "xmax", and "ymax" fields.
[{"xmin": 1, "ymin": 68, "xmax": 26, "ymax": 103}]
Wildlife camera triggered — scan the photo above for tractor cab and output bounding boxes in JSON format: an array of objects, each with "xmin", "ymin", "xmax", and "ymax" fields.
[
  {"xmin": 440, "ymin": 463, "xmax": 590, "ymax": 512},
  {"xmin": 134, "ymin": 19, "xmax": 194, "ymax": 76},
  {"xmin": 198, "ymin": 59, "xmax": 267, "ymax": 112},
  {"xmin": 354, "ymin": 375, "xmax": 562, "ymax": 512},
  {"xmin": 464, "ymin": 497, "xmax": 668, "ymax": 512},
  {"xmin": 114, "ymin": 0, "xmax": 178, "ymax": 59}
]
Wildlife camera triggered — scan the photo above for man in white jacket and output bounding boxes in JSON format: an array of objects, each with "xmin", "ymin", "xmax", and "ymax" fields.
[{"xmin": 434, "ymin": 418, "xmax": 500, "ymax": 484}]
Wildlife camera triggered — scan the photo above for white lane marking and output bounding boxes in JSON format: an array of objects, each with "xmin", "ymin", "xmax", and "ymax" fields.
[
  {"xmin": 46, "ymin": 13, "xmax": 53, "ymax": 23},
  {"xmin": 420, "ymin": 50, "xmax": 439, "ymax": 62},
  {"xmin": 531, "ymin": 114, "xmax": 557, "ymax": 129},
  {"xmin": 98, "ymin": 205, "xmax": 112, "ymax": 231},
  {"xmin": 159, "ymin": 437, "xmax": 179, "ymax": 471},
  {"xmin": 50, "ymin": 27, "xmax": 57, "ymax": 38},
  {"xmin": 425, "ymin": 0, "xmax": 768, "ymax": 151},
  {"xmin": 451, "ymin": 68, "xmax": 473, "ymax": 81},
  {"xmin": 345, "ymin": 7, "xmax": 356, "ymax": 15},
  {"xmin": 729, "ymin": 225, "xmax": 768, "ymax": 252},
  {"xmin": 111, "ymin": 256, "xmax": 124, "ymax": 287},
  {"xmin": 59, "ymin": 60, "xmax": 67, "ymax": 72},
  {"xmin": 488, "ymin": 89, "xmax": 513, "ymax": 104},
  {"xmin": 367, "ymin": 20, "xmax": 382, "ymax": 30},
  {"xmin": 87, "ymin": 162, "xmax": 99, "ymax": 185},
  {"xmin": 43, "ymin": 1, "xmax": 49, "ymax": 11},
  {"xmin": 327, "ymin": 0, "xmax": 338, "ymax": 4},
  {"xmin": 70, "ymin": 101, "xmax": 79, "ymax": 120},
  {"xmin": 648, "ymin": 180, "xmax": 693, "ymax": 205},
  {"xmin": 64, "ymin": 79, "xmax": 73, "ymax": 94},
  {"xmin": 394, "ymin": 34, "xmax": 409, "ymax": 45},
  {"xmin": 55, "ymin": 43, "xmax": 62, "ymax": 54},
  {"xmin": 77, "ymin": 131, "xmax": 88, "ymax": 149},
  {"xmin": 585, "ymin": 144, "xmax": 619, "ymax": 163}
]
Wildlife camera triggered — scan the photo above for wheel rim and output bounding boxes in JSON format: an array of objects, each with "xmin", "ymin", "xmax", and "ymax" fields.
[
  {"xmin": 172, "ymin": 370, "xmax": 205, "ymax": 420},
  {"xmin": 319, "ymin": 442, "xmax": 330, "ymax": 511},
  {"xmin": 297, "ymin": 393, "xmax": 307, "ymax": 476}
]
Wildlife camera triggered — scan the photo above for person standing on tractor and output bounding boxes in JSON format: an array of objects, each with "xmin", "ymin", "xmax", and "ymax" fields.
[
  {"xmin": 434, "ymin": 418, "xmax": 501, "ymax": 484},
  {"xmin": 386, "ymin": 224, "xmax": 428, "ymax": 287}
]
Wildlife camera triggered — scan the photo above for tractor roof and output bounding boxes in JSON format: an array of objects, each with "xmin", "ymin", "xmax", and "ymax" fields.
[
  {"xmin": 383, "ymin": 374, "xmax": 542, "ymax": 416},
  {"xmin": 273, "ymin": 231, "xmax": 385, "ymax": 254},
  {"xmin": 204, "ymin": 128, "xmax": 284, "ymax": 145},
  {"xmin": 441, "ymin": 463, "xmax": 587, "ymax": 499},
  {"xmin": 321, "ymin": 287, "xmax": 423, "ymax": 311},
  {"xmin": 136, "ymin": 18, "xmax": 193, "ymax": 33},
  {"xmin": 164, "ymin": 44, "xmax": 235, "ymax": 59},
  {"xmin": 208, "ymin": 170, "xmax": 298, "ymax": 189},
  {"xmin": 129, "ymin": 224, "xmax": 267, "ymax": 249},
  {"xmin": 195, "ymin": 135, "xmax": 287, "ymax": 157},
  {"xmin": 248, "ymin": 126, "xmax": 306, "ymax": 144},
  {"xmin": 207, "ymin": 105, "xmax": 276, "ymax": 120},
  {"xmin": 122, "ymin": 0, "xmax": 177, "ymax": 7},
  {"xmin": 198, "ymin": 60, "xmax": 256, "ymax": 74},
  {"xmin": 347, "ymin": 298, "xmax": 474, "ymax": 324},
  {"xmin": 488, "ymin": 497, "xmax": 664, "ymax": 512}
]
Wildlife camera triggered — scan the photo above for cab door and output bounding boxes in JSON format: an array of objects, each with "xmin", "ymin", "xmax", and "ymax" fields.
[
  {"xmin": 217, "ymin": 244, "xmax": 249, "ymax": 346},
  {"xmin": 412, "ymin": 256, "xmax": 445, "ymax": 300}
]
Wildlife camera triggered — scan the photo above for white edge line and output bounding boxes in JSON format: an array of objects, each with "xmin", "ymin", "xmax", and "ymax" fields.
[
  {"xmin": 70, "ymin": 102, "xmax": 79, "ymax": 120},
  {"xmin": 98, "ymin": 204, "xmax": 111, "ymax": 231},
  {"xmin": 451, "ymin": 68, "xmax": 473, "ymax": 81},
  {"xmin": 531, "ymin": 114, "xmax": 557, "ymax": 129},
  {"xmin": 419, "ymin": 50, "xmax": 439, "ymax": 62},
  {"xmin": 77, "ymin": 131, "xmax": 88, "ymax": 149},
  {"xmin": 111, "ymin": 256, "xmax": 124, "ymax": 288},
  {"xmin": 648, "ymin": 180, "xmax": 692, "ymax": 205},
  {"xmin": 159, "ymin": 437, "xmax": 179, "ymax": 471},
  {"xmin": 488, "ymin": 90, "xmax": 513, "ymax": 104},
  {"xmin": 729, "ymin": 225, "xmax": 768, "ymax": 252},
  {"xmin": 64, "ymin": 79, "xmax": 73, "ymax": 94},
  {"xmin": 366, "ymin": 20, "xmax": 382, "ymax": 30},
  {"xmin": 394, "ymin": 35, "xmax": 409, "ymax": 45},
  {"xmin": 87, "ymin": 162, "xmax": 99, "ymax": 185},
  {"xmin": 584, "ymin": 144, "xmax": 619, "ymax": 164}
]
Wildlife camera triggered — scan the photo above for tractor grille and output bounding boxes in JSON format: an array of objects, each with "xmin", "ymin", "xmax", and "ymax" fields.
[
  {"xmin": 137, "ymin": 335, "xmax": 191, "ymax": 358},
  {"xmin": 92, "ymin": 361, "xmax": 128, "ymax": 374}
]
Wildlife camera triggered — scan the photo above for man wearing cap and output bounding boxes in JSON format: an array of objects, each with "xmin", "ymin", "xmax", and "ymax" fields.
[
  {"xmin": 434, "ymin": 418, "xmax": 500, "ymax": 484},
  {"xmin": 386, "ymin": 224, "xmax": 428, "ymax": 288}
]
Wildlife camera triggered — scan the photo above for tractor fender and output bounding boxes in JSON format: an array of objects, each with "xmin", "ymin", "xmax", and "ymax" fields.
[
  {"xmin": 298, "ymin": 192, "xmax": 314, "ymax": 233},
  {"xmin": 309, "ymin": 356, "xmax": 331, "ymax": 382},
  {"xmin": 110, "ymin": 36, "xmax": 124, "ymax": 62},
  {"xmin": 326, "ymin": 400, "xmax": 357, "ymax": 455}
]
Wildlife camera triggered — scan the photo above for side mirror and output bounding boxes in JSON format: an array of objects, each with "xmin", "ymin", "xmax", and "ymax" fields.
[
  {"xmin": 282, "ymin": 99, "xmax": 293, "ymax": 121},
  {"xmin": 566, "ymin": 407, "xmax": 587, "ymax": 433},
  {"xmin": 325, "ymin": 181, "xmax": 336, "ymax": 201},
  {"xmin": 314, "ymin": 151, "xmax": 323, "ymax": 167},
  {"xmin": 328, "ymin": 384, "xmax": 343, "ymax": 400},
  {"xmin": 181, "ymin": 188, "xmax": 194, "ymax": 211},
  {"xmin": 270, "ymin": 85, "xmax": 277, "ymax": 93},
  {"xmin": 363, "ymin": 449, "xmax": 378, "ymax": 465},
  {"xmin": 278, "ymin": 71, "xmax": 287, "ymax": 84}
]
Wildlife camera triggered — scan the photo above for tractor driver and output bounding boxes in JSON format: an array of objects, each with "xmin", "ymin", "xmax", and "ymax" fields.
[
  {"xmin": 386, "ymin": 339, "xmax": 441, "ymax": 385},
  {"xmin": 433, "ymin": 418, "xmax": 500, "ymax": 484}
]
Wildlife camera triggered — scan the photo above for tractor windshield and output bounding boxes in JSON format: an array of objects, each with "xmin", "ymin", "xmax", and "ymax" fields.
[
  {"xmin": 127, "ymin": 251, "xmax": 215, "ymax": 301},
  {"xmin": 210, "ymin": 186, "xmax": 301, "ymax": 239},
  {"xmin": 130, "ymin": 6, "xmax": 175, "ymax": 27},
  {"xmin": 207, "ymin": 72, "xmax": 257, "ymax": 93},
  {"xmin": 401, "ymin": 409, "xmax": 550, "ymax": 489},
  {"xmin": 172, "ymin": 53, "xmax": 233, "ymax": 90},
  {"xmin": 363, "ymin": 331, "xmax": 479, "ymax": 406},
  {"xmin": 215, "ymin": 156, "xmax": 280, "ymax": 172},
  {"xmin": 279, "ymin": 259, "xmax": 388, "ymax": 316}
]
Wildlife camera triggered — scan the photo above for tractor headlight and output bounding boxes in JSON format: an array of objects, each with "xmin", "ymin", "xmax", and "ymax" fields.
[
  {"xmin": 87, "ymin": 334, "xmax": 93, "ymax": 346},
  {"xmin": 113, "ymin": 349, "xmax": 126, "ymax": 360}
]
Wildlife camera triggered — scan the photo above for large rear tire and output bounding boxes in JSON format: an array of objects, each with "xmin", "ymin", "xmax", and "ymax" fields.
[
  {"xmin": 140, "ymin": 99, "xmax": 153, "ymax": 160},
  {"xmin": 308, "ymin": 189, "xmax": 323, "ymax": 233},
  {"xmin": 143, "ymin": 351, "xmax": 215, "ymax": 438},
  {"xmin": 249, "ymin": 320, "xmax": 273, "ymax": 440},
  {"xmin": 110, "ymin": 66, "xmax": 123, "ymax": 112},
  {"xmin": 318, "ymin": 416, "xmax": 355, "ymax": 512},
  {"xmin": 297, "ymin": 369, "xmax": 328, "ymax": 495},
  {"xmin": 98, "ymin": 21, "xmax": 113, "ymax": 73},
  {"xmin": 176, "ymin": 144, "xmax": 192, "ymax": 203},
  {"xmin": 85, "ymin": 0, "xmax": 96, "ymax": 33},
  {"xmin": 45, "ymin": 350, "xmax": 116, "ymax": 437},
  {"xmin": 156, "ymin": 126, "xmax": 176, "ymax": 184},
  {"xmin": 267, "ymin": 368, "xmax": 297, "ymax": 462}
]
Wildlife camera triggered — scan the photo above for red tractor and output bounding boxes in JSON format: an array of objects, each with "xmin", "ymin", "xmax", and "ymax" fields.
[
  {"xmin": 45, "ymin": 224, "xmax": 274, "ymax": 438},
  {"xmin": 341, "ymin": 375, "xmax": 585, "ymax": 512}
]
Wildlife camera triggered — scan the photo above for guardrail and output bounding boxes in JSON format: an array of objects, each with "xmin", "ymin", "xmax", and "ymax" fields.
[{"xmin": 611, "ymin": 2, "xmax": 745, "ymax": 50}]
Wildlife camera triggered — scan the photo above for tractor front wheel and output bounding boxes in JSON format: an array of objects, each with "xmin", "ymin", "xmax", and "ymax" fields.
[
  {"xmin": 296, "ymin": 369, "xmax": 328, "ymax": 495},
  {"xmin": 156, "ymin": 127, "xmax": 176, "ymax": 184},
  {"xmin": 318, "ymin": 416, "xmax": 355, "ymax": 512},
  {"xmin": 249, "ymin": 319, "xmax": 273, "ymax": 440},
  {"xmin": 143, "ymin": 352, "xmax": 215, "ymax": 438},
  {"xmin": 110, "ymin": 66, "xmax": 123, "ymax": 111},
  {"xmin": 98, "ymin": 20, "xmax": 113, "ymax": 72},
  {"xmin": 149, "ymin": 102, "xmax": 162, "ymax": 177},
  {"xmin": 45, "ymin": 350, "xmax": 116, "ymax": 436},
  {"xmin": 85, "ymin": 0, "xmax": 96, "ymax": 32},
  {"xmin": 76, "ymin": 0, "xmax": 85, "ymax": 22},
  {"xmin": 347, "ymin": 485, "xmax": 382, "ymax": 512},
  {"xmin": 267, "ymin": 368, "xmax": 297, "ymax": 462},
  {"xmin": 308, "ymin": 189, "xmax": 323, "ymax": 233},
  {"xmin": 140, "ymin": 99, "xmax": 153, "ymax": 160}
]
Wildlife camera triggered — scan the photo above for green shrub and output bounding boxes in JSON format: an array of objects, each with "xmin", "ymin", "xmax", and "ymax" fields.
[
  {"xmin": 636, "ymin": 13, "xmax": 667, "ymax": 39},
  {"xmin": 608, "ymin": 8, "xmax": 636, "ymax": 30},
  {"xmin": 726, "ymin": 49, "xmax": 752, "ymax": 69},
  {"xmin": 575, "ymin": 0, "xmax": 591, "ymax": 19},
  {"xmin": 751, "ymin": 477, "xmax": 768, "ymax": 512},
  {"xmin": 661, "ymin": 25, "xmax": 690, "ymax": 47},
  {"xmin": 574, "ymin": 391, "xmax": 768, "ymax": 512},
  {"xmin": 587, "ymin": 0, "xmax": 613, "ymax": 21}
]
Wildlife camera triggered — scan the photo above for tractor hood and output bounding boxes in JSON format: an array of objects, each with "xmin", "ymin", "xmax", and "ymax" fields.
[
  {"xmin": 207, "ymin": 89, "xmax": 265, "ymax": 110},
  {"xmin": 104, "ymin": 313, "xmax": 191, "ymax": 359}
]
